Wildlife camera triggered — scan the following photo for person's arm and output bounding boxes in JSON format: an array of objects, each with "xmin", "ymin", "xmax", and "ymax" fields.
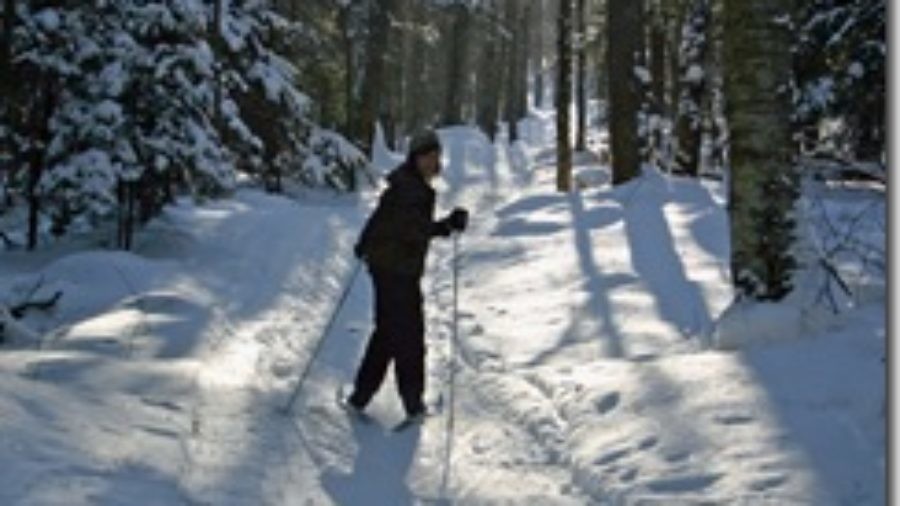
[
  {"xmin": 431, "ymin": 216, "xmax": 453, "ymax": 237},
  {"xmin": 354, "ymin": 212, "xmax": 375, "ymax": 259}
]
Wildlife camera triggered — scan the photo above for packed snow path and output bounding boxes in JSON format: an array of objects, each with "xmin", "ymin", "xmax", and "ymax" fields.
[
  {"xmin": 0, "ymin": 116, "xmax": 884, "ymax": 505},
  {"xmin": 282, "ymin": 123, "xmax": 882, "ymax": 505}
]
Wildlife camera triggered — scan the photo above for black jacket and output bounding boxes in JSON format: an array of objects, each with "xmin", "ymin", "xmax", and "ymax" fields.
[{"xmin": 356, "ymin": 161, "xmax": 451, "ymax": 278}]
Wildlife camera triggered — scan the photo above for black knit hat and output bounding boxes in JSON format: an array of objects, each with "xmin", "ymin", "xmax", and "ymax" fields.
[{"xmin": 409, "ymin": 129, "xmax": 441, "ymax": 157}]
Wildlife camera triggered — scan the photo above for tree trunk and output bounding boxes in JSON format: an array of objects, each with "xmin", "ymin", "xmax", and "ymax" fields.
[
  {"xmin": 339, "ymin": 5, "xmax": 358, "ymax": 142},
  {"xmin": 723, "ymin": 0, "xmax": 797, "ymax": 301},
  {"xmin": 2, "ymin": 0, "xmax": 15, "ymax": 202},
  {"xmin": 517, "ymin": 3, "xmax": 530, "ymax": 122},
  {"xmin": 401, "ymin": 2, "xmax": 427, "ymax": 136},
  {"xmin": 394, "ymin": 0, "xmax": 413, "ymax": 143},
  {"xmin": 212, "ymin": 0, "xmax": 223, "ymax": 118},
  {"xmin": 556, "ymin": 0, "xmax": 572, "ymax": 191},
  {"xmin": 358, "ymin": 0, "xmax": 396, "ymax": 153},
  {"xmin": 1, "ymin": 0, "xmax": 12, "ymax": 85},
  {"xmin": 117, "ymin": 179, "xmax": 137, "ymax": 251},
  {"xmin": 702, "ymin": 0, "xmax": 724, "ymax": 174},
  {"xmin": 26, "ymin": 159, "xmax": 41, "ymax": 251},
  {"xmin": 503, "ymin": 0, "xmax": 521, "ymax": 142},
  {"xmin": 674, "ymin": 0, "xmax": 709, "ymax": 177},
  {"xmin": 26, "ymin": 83, "xmax": 54, "ymax": 251},
  {"xmin": 593, "ymin": 0, "xmax": 608, "ymax": 105},
  {"xmin": 442, "ymin": 3, "xmax": 470, "ymax": 125},
  {"xmin": 533, "ymin": 0, "xmax": 545, "ymax": 108},
  {"xmin": 476, "ymin": 2, "xmax": 502, "ymax": 141},
  {"xmin": 607, "ymin": 0, "xmax": 643, "ymax": 185},
  {"xmin": 667, "ymin": 1, "xmax": 687, "ymax": 121},
  {"xmin": 575, "ymin": 0, "xmax": 587, "ymax": 151},
  {"xmin": 649, "ymin": 1, "xmax": 667, "ymax": 115}
]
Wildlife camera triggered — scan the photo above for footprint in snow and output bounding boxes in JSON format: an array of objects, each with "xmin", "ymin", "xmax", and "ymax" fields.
[
  {"xmin": 270, "ymin": 359, "xmax": 294, "ymax": 378},
  {"xmin": 664, "ymin": 449, "xmax": 692, "ymax": 463},
  {"xmin": 141, "ymin": 397, "xmax": 184, "ymax": 412},
  {"xmin": 637, "ymin": 435, "xmax": 658, "ymax": 451},
  {"xmin": 595, "ymin": 392, "xmax": 621, "ymax": 415},
  {"xmin": 620, "ymin": 467, "xmax": 639, "ymax": 483},
  {"xmin": 713, "ymin": 413, "xmax": 755, "ymax": 426},
  {"xmin": 138, "ymin": 424, "xmax": 180, "ymax": 439},
  {"xmin": 595, "ymin": 447, "xmax": 632, "ymax": 466},
  {"xmin": 645, "ymin": 473, "xmax": 722, "ymax": 494},
  {"xmin": 749, "ymin": 474, "xmax": 788, "ymax": 491},
  {"xmin": 471, "ymin": 435, "xmax": 493, "ymax": 455}
]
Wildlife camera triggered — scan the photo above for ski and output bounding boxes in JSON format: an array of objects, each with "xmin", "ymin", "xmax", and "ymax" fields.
[
  {"xmin": 335, "ymin": 385, "xmax": 444, "ymax": 433},
  {"xmin": 335, "ymin": 386, "xmax": 375, "ymax": 425},
  {"xmin": 392, "ymin": 411, "xmax": 435, "ymax": 433},
  {"xmin": 392, "ymin": 395, "xmax": 443, "ymax": 433}
]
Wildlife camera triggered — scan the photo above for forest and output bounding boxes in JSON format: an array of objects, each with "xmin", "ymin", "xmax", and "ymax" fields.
[
  {"xmin": 0, "ymin": 1, "xmax": 888, "ymax": 504},
  {"xmin": 1, "ymin": 1, "xmax": 885, "ymax": 278}
]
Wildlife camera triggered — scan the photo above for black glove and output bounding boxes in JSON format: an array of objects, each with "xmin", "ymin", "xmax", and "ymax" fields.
[{"xmin": 448, "ymin": 207, "xmax": 469, "ymax": 232}]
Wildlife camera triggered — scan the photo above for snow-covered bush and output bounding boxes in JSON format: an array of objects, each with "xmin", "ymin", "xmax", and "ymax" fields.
[{"xmin": 303, "ymin": 128, "xmax": 372, "ymax": 191}]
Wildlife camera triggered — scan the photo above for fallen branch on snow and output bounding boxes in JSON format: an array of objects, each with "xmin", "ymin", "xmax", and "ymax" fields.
[{"xmin": 10, "ymin": 290, "xmax": 63, "ymax": 319}]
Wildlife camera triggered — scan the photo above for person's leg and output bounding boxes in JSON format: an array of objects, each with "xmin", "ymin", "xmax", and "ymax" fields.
[
  {"xmin": 393, "ymin": 277, "xmax": 426, "ymax": 416},
  {"xmin": 349, "ymin": 270, "xmax": 392, "ymax": 408}
]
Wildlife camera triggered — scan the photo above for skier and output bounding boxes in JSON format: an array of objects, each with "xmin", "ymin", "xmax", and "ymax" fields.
[{"xmin": 346, "ymin": 129, "xmax": 468, "ymax": 424}]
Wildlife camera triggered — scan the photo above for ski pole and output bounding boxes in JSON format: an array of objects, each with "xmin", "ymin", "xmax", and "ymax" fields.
[
  {"xmin": 280, "ymin": 259, "xmax": 362, "ymax": 414},
  {"xmin": 452, "ymin": 233, "xmax": 460, "ymax": 355},
  {"xmin": 440, "ymin": 232, "xmax": 461, "ymax": 498}
]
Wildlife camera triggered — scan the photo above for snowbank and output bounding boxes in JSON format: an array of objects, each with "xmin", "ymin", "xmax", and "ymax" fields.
[{"xmin": 0, "ymin": 188, "xmax": 366, "ymax": 504}]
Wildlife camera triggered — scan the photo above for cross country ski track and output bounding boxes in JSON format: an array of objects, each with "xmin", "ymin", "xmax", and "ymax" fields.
[
  {"xmin": 183, "ymin": 126, "xmax": 599, "ymax": 504},
  {"xmin": 177, "ymin": 123, "xmax": 883, "ymax": 505}
]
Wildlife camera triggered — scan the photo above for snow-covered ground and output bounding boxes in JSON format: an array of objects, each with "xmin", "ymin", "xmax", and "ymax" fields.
[{"xmin": 0, "ymin": 111, "xmax": 885, "ymax": 505}]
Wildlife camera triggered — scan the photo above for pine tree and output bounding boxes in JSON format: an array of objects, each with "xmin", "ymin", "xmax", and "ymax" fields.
[
  {"xmin": 0, "ymin": 1, "xmax": 342, "ymax": 249},
  {"xmin": 794, "ymin": 0, "xmax": 885, "ymax": 163},
  {"xmin": 216, "ymin": 0, "xmax": 312, "ymax": 192}
]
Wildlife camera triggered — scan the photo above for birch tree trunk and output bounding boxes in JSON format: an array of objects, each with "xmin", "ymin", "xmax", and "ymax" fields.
[{"xmin": 723, "ymin": 0, "xmax": 798, "ymax": 300}]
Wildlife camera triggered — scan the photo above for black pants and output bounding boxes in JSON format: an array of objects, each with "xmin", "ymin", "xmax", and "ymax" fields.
[{"xmin": 349, "ymin": 268, "xmax": 425, "ymax": 416}]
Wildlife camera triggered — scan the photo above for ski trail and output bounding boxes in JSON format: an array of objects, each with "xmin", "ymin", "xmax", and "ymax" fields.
[
  {"xmin": 274, "ymin": 130, "xmax": 536, "ymax": 504},
  {"xmin": 289, "ymin": 256, "xmax": 452, "ymax": 503},
  {"xmin": 178, "ymin": 196, "xmax": 361, "ymax": 504},
  {"xmin": 422, "ymin": 128, "xmax": 596, "ymax": 503}
]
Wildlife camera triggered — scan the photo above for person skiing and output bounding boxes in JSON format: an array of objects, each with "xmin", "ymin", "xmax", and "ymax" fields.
[{"xmin": 346, "ymin": 129, "xmax": 468, "ymax": 423}]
